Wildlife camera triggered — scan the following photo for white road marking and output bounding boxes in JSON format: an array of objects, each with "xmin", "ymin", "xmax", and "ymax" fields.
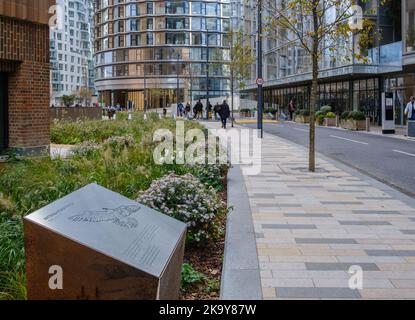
[
  {"xmin": 294, "ymin": 128, "xmax": 309, "ymax": 132},
  {"xmin": 393, "ymin": 149, "xmax": 415, "ymax": 157},
  {"xmin": 329, "ymin": 135, "xmax": 369, "ymax": 145}
]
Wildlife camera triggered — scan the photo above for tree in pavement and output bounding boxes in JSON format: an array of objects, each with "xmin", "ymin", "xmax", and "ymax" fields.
[
  {"xmin": 263, "ymin": 0, "xmax": 381, "ymax": 171},
  {"xmin": 227, "ymin": 31, "xmax": 256, "ymax": 126}
]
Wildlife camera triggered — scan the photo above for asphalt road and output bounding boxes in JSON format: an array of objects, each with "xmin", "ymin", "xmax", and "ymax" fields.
[{"xmin": 240, "ymin": 121, "xmax": 415, "ymax": 197}]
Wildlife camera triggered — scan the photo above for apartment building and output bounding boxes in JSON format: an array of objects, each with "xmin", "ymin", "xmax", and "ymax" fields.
[
  {"xmin": 93, "ymin": 0, "xmax": 232, "ymax": 109},
  {"xmin": 50, "ymin": 0, "xmax": 95, "ymax": 106}
]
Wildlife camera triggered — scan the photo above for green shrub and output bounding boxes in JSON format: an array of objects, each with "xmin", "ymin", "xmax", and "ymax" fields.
[
  {"xmin": 181, "ymin": 263, "xmax": 205, "ymax": 291},
  {"xmin": 137, "ymin": 173, "xmax": 225, "ymax": 245},
  {"xmin": 103, "ymin": 135, "xmax": 137, "ymax": 156},
  {"xmin": 187, "ymin": 163, "xmax": 228, "ymax": 192},
  {"xmin": 320, "ymin": 106, "xmax": 332, "ymax": 114},
  {"xmin": 295, "ymin": 109, "xmax": 309, "ymax": 117},
  {"xmin": 239, "ymin": 108, "xmax": 251, "ymax": 113},
  {"xmin": 316, "ymin": 112, "xmax": 325, "ymax": 125},
  {"xmin": 263, "ymin": 108, "xmax": 277, "ymax": 115},
  {"xmin": 349, "ymin": 111, "xmax": 366, "ymax": 121},
  {"xmin": 72, "ymin": 141, "xmax": 101, "ymax": 158},
  {"xmin": 301, "ymin": 110, "xmax": 310, "ymax": 116},
  {"xmin": 0, "ymin": 116, "xmax": 220, "ymax": 299},
  {"xmin": 0, "ymin": 214, "xmax": 26, "ymax": 300},
  {"xmin": 325, "ymin": 112, "xmax": 336, "ymax": 119},
  {"xmin": 341, "ymin": 111, "xmax": 350, "ymax": 119}
]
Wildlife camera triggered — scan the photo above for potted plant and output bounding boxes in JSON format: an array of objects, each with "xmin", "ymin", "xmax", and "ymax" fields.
[
  {"xmin": 315, "ymin": 105, "xmax": 332, "ymax": 126},
  {"xmin": 294, "ymin": 109, "xmax": 310, "ymax": 123},
  {"xmin": 340, "ymin": 111, "xmax": 366, "ymax": 130},
  {"xmin": 324, "ymin": 111, "xmax": 336, "ymax": 127},
  {"xmin": 263, "ymin": 108, "xmax": 277, "ymax": 120},
  {"xmin": 315, "ymin": 111, "xmax": 325, "ymax": 125}
]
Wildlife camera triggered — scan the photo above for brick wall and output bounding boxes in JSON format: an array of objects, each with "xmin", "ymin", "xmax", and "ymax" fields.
[{"xmin": 0, "ymin": 15, "xmax": 50, "ymax": 151}]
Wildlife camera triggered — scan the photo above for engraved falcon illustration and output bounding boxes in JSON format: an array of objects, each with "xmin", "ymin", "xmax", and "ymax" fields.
[{"xmin": 69, "ymin": 205, "xmax": 140, "ymax": 229}]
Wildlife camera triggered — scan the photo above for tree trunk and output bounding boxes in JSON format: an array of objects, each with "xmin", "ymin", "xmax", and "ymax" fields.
[
  {"xmin": 309, "ymin": 3, "xmax": 319, "ymax": 172},
  {"xmin": 231, "ymin": 71, "xmax": 234, "ymax": 127},
  {"xmin": 309, "ymin": 57, "xmax": 318, "ymax": 172}
]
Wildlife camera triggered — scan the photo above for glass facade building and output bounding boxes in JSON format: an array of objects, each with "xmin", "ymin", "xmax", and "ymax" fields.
[
  {"xmin": 93, "ymin": 0, "xmax": 232, "ymax": 109},
  {"xmin": 240, "ymin": 0, "xmax": 408, "ymax": 125}
]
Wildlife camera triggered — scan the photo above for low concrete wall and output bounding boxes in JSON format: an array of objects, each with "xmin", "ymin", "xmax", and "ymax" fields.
[{"xmin": 51, "ymin": 107, "xmax": 102, "ymax": 122}]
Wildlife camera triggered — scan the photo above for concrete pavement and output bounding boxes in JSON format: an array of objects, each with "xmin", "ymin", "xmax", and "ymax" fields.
[
  {"xmin": 202, "ymin": 121, "xmax": 415, "ymax": 299},
  {"xmin": 241, "ymin": 121, "xmax": 415, "ymax": 198}
]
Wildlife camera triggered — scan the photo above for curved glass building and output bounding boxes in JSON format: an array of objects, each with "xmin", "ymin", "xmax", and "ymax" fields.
[{"xmin": 93, "ymin": 0, "xmax": 231, "ymax": 109}]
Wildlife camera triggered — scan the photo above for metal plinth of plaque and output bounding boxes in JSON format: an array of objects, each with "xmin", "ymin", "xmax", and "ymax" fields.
[{"xmin": 24, "ymin": 183, "xmax": 187, "ymax": 300}]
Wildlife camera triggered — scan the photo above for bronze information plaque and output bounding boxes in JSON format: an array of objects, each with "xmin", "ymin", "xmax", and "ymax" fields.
[{"xmin": 24, "ymin": 183, "xmax": 186, "ymax": 300}]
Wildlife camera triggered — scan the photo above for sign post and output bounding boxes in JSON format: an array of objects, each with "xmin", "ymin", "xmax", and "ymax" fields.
[
  {"xmin": 257, "ymin": 0, "xmax": 264, "ymax": 139},
  {"xmin": 382, "ymin": 92, "xmax": 395, "ymax": 134}
]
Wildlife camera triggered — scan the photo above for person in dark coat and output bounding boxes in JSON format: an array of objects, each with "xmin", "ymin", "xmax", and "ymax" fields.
[
  {"xmin": 214, "ymin": 103, "xmax": 220, "ymax": 120},
  {"xmin": 207, "ymin": 100, "xmax": 213, "ymax": 119},
  {"xmin": 194, "ymin": 100, "xmax": 203, "ymax": 119},
  {"xmin": 219, "ymin": 100, "xmax": 231, "ymax": 129}
]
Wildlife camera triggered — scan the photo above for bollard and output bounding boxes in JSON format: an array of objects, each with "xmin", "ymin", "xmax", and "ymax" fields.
[
  {"xmin": 408, "ymin": 120, "xmax": 415, "ymax": 137},
  {"xmin": 366, "ymin": 117, "xmax": 370, "ymax": 132},
  {"xmin": 336, "ymin": 115, "xmax": 340, "ymax": 127}
]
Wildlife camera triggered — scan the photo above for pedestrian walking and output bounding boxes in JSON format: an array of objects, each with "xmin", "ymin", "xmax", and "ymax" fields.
[
  {"xmin": 207, "ymin": 100, "xmax": 213, "ymax": 120},
  {"xmin": 288, "ymin": 99, "xmax": 296, "ymax": 121},
  {"xmin": 194, "ymin": 100, "xmax": 203, "ymax": 119},
  {"xmin": 185, "ymin": 102, "xmax": 191, "ymax": 118},
  {"xmin": 177, "ymin": 102, "xmax": 184, "ymax": 117},
  {"xmin": 219, "ymin": 100, "xmax": 230, "ymax": 129},
  {"xmin": 214, "ymin": 103, "xmax": 220, "ymax": 120}
]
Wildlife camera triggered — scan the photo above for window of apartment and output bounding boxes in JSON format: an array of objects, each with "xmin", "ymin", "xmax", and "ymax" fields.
[
  {"xmin": 405, "ymin": 0, "xmax": 415, "ymax": 52},
  {"xmin": 166, "ymin": 1, "xmax": 189, "ymax": 14},
  {"xmin": 192, "ymin": 2, "xmax": 205, "ymax": 15}
]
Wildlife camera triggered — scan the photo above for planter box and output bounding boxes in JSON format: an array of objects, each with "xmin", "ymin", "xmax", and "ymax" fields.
[
  {"xmin": 294, "ymin": 115, "xmax": 310, "ymax": 123},
  {"xmin": 324, "ymin": 118, "xmax": 336, "ymax": 127},
  {"xmin": 340, "ymin": 119, "xmax": 366, "ymax": 131}
]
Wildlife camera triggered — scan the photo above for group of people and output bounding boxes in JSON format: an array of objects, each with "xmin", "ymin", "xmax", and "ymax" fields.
[{"xmin": 176, "ymin": 100, "xmax": 231, "ymax": 128}]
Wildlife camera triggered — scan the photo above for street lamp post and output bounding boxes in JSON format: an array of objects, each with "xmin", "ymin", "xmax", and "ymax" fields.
[{"xmin": 257, "ymin": 0, "xmax": 264, "ymax": 138}]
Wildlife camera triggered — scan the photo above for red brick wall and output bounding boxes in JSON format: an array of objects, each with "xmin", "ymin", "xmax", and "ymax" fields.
[{"xmin": 0, "ymin": 15, "xmax": 50, "ymax": 150}]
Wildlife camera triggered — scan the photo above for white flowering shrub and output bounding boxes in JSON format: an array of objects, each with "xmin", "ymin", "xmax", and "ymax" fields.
[
  {"xmin": 72, "ymin": 141, "xmax": 101, "ymax": 158},
  {"xmin": 137, "ymin": 173, "xmax": 224, "ymax": 244},
  {"xmin": 187, "ymin": 163, "xmax": 229, "ymax": 191}
]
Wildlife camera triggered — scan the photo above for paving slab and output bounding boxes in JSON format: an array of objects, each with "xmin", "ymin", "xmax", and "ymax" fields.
[{"xmin": 203, "ymin": 122, "xmax": 415, "ymax": 300}]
